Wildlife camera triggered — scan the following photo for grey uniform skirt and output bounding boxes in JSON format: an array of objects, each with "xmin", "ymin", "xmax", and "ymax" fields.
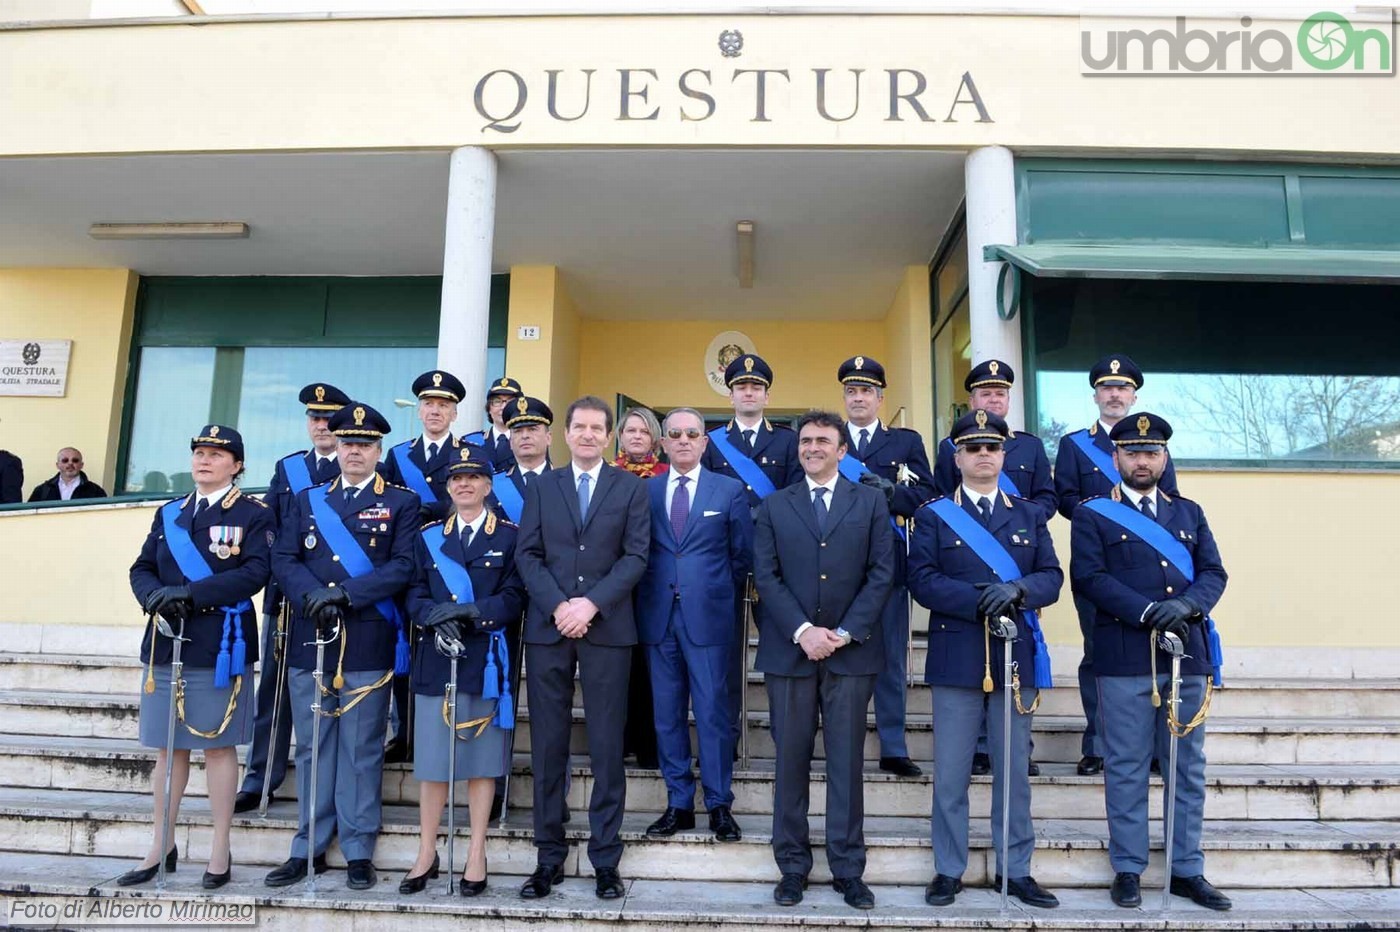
[
  {"xmin": 139, "ymin": 664, "xmax": 255, "ymax": 750},
  {"xmin": 412, "ymin": 692, "xmax": 508, "ymax": 783}
]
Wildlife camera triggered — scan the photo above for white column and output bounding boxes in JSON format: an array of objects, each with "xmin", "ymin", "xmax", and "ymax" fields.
[
  {"xmin": 964, "ymin": 146, "xmax": 1025, "ymax": 430},
  {"xmin": 437, "ymin": 146, "xmax": 498, "ymax": 401}
]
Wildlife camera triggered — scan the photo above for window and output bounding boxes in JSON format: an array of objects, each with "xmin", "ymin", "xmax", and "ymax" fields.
[
  {"xmin": 123, "ymin": 347, "xmax": 217, "ymax": 494},
  {"xmin": 1029, "ymin": 277, "xmax": 1400, "ymax": 467}
]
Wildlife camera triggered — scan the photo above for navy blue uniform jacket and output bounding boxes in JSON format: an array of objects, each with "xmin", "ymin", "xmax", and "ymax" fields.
[
  {"xmin": 933, "ymin": 431, "xmax": 1056, "ymax": 521},
  {"xmin": 381, "ymin": 434, "xmax": 483, "ymax": 517},
  {"xmin": 405, "ymin": 511, "xmax": 525, "ymax": 697},
  {"xmin": 515, "ymin": 462, "xmax": 651, "ymax": 647},
  {"xmin": 130, "ymin": 490, "xmax": 273, "ymax": 668},
  {"xmin": 1070, "ymin": 489, "xmax": 1227, "ymax": 678},
  {"xmin": 907, "ymin": 490, "xmax": 1062, "ymax": 689},
  {"xmin": 274, "ymin": 475, "xmax": 421, "ymax": 672},
  {"xmin": 1054, "ymin": 422, "xmax": 1180, "ymax": 520},
  {"xmin": 753, "ymin": 477, "xmax": 894, "ymax": 678},
  {"xmin": 260, "ymin": 450, "xmax": 345, "ymax": 615},
  {"xmin": 700, "ymin": 419, "xmax": 801, "ymax": 509},
  {"xmin": 636, "ymin": 470, "xmax": 753, "ymax": 647}
]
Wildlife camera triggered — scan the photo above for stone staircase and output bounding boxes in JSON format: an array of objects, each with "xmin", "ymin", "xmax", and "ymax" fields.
[{"xmin": 0, "ymin": 624, "xmax": 1397, "ymax": 930}]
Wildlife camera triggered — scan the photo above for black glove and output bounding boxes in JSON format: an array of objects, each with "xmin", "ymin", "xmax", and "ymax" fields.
[
  {"xmin": 435, "ymin": 620, "xmax": 467, "ymax": 647},
  {"xmin": 420, "ymin": 602, "xmax": 463, "ymax": 630},
  {"xmin": 975, "ymin": 581, "xmax": 1025, "ymax": 620},
  {"xmin": 303, "ymin": 586, "xmax": 349, "ymax": 620},
  {"xmin": 858, "ymin": 471, "xmax": 897, "ymax": 504},
  {"xmin": 146, "ymin": 585, "xmax": 193, "ymax": 624},
  {"xmin": 1153, "ymin": 615, "xmax": 1190, "ymax": 644},
  {"xmin": 1144, "ymin": 597, "xmax": 1196, "ymax": 630},
  {"xmin": 313, "ymin": 604, "xmax": 341, "ymax": 641}
]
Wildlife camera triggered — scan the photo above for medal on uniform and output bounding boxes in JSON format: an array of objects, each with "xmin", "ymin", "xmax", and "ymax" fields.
[
  {"xmin": 304, "ymin": 531, "xmax": 318, "ymax": 550},
  {"xmin": 208, "ymin": 527, "xmax": 233, "ymax": 559}
]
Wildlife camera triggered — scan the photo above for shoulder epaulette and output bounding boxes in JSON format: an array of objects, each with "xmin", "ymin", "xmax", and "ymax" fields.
[
  {"xmin": 281, "ymin": 449, "xmax": 310, "ymax": 461},
  {"xmin": 917, "ymin": 495, "xmax": 945, "ymax": 509},
  {"xmin": 243, "ymin": 494, "xmax": 269, "ymax": 508},
  {"xmin": 221, "ymin": 487, "xmax": 243, "ymax": 509},
  {"xmin": 389, "ymin": 482, "xmax": 414, "ymax": 493},
  {"xmin": 373, "ymin": 474, "xmax": 386, "ymax": 496},
  {"xmin": 420, "ymin": 518, "xmax": 446, "ymax": 531}
]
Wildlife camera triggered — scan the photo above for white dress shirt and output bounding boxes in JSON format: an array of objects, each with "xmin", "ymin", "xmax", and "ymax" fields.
[
  {"xmin": 666, "ymin": 464, "xmax": 702, "ymax": 514},
  {"xmin": 57, "ymin": 475, "xmax": 80, "ymax": 500},
  {"xmin": 847, "ymin": 420, "xmax": 881, "ymax": 450},
  {"xmin": 793, "ymin": 473, "xmax": 849, "ymax": 645},
  {"xmin": 961, "ymin": 484, "xmax": 998, "ymax": 519}
]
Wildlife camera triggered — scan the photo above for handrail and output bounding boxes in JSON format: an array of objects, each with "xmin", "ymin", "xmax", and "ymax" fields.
[{"xmin": 0, "ymin": 487, "xmax": 270, "ymax": 515}]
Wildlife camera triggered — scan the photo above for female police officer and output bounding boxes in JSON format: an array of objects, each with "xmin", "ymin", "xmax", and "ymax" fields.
[
  {"xmin": 125, "ymin": 425, "xmax": 272, "ymax": 889},
  {"xmin": 400, "ymin": 449, "xmax": 524, "ymax": 896}
]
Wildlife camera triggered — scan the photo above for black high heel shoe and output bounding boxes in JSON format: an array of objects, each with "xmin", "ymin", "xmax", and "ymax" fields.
[
  {"xmin": 398, "ymin": 853, "xmax": 440, "ymax": 895},
  {"xmin": 459, "ymin": 857, "xmax": 487, "ymax": 897},
  {"xmin": 117, "ymin": 845, "xmax": 178, "ymax": 887},
  {"xmin": 202, "ymin": 854, "xmax": 232, "ymax": 890}
]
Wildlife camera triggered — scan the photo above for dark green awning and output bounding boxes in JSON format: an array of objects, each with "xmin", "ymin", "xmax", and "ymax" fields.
[{"xmin": 984, "ymin": 243, "xmax": 1400, "ymax": 285}]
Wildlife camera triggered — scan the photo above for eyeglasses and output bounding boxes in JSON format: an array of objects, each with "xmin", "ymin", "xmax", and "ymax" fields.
[
  {"xmin": 666, "ymin": 428, "xmax": 704, "ymax": 440},
  {"xmin": 59, "ymin": 458, "xmax": 82, "ymax": 464},
  {"xmin": 961, "ymin": 443, "xmax": 1003, "ymax": 453}
]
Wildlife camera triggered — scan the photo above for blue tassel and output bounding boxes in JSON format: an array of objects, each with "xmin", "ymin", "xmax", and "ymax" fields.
[
  {"xmin": 213, "ymin": 613, "xmax": 232, "ymax": 688},
  {"xmin": 229, "ymin": 608, "xmax": 246, "ymax": 673},
  {"xmin": 1025, "ymin": 611, "xmax": 1055, "ymax": 689},
  {"xmin": 395, "ymin": 634, "xmax": 410, "ymax": 677},
  {"xmin": 1206, "ymin": 617, "xmax": 1225, "ymax": 687}
]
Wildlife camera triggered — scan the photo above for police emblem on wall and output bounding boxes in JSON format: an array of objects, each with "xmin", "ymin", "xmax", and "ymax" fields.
[
  {"xmin": 22, "ymin": 342, "xmax": 40, "ymax": 365},
  {"xmin": 718, "ymin": 29, "xmax": 743, "ymax": 57},
  {"xmin": 704, "ymin": 330, "xmax": 757, "ymax": 397},
  {"xmin": 0, "ymin": 339, "xmax": 73, "ymax": 397}
]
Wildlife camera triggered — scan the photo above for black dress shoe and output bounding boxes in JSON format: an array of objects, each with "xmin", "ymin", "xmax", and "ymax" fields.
[
  {"xmin": 1171, "ymin": 874, "xmax": 1232, "ymax": 911},
  {"xmin": 1110, "ymin": 871, "xmax": 1141, "ymax": 907},
  {"xmin": 773, "ymin": 872, "xmax": 807, "ymax": 906},
  {"xmin": 995, "ymin": 874, "xmax": 1059, "ymax": 909},
  {"xmin": 1077, "ymin": 755, "xmax": 1104, "ymax": 776},
  {"xmin": 971, "ymin": 752, "xmax": 992, "ymax": 775},
  {"xmin": 398, "ymin": 853, "xmax": 440, "ymax": 894},
  {"xmin": 646, "ymin": 807, "xmax": 696, "ymax": 837},
  {"xmin": 832, "ymin": 876, "xmax": 875, "ymax": 909},
  {"xmin": 265, "ymin": 854, "xmax": 328, "ymax": 888},
  {"xmin": 234, "ymin": 791, "xmax": 267, "ymax": 814},
  {"xmin": 878, "ymin": 756, "xmax": 924, "ymax": 777},
  {"xmin": 460, "ymin": 857, "xmax": 488, "ymax": 898},
  {"xmin": 346, "ymin": 859, "xmax": 377, "ymax": 890},
  {"xmin": 202, "ymin": 854, "xmax": 232, "ymax": 890},
  {"xmin": 116, "ymin": 846, "xmax": 178, "ymax": 887},
  {"xmin": 924, "ymin": 873, "xmax": 962, "ymax": 906},
  {"xmin": 519, "ymin": 863, "xmax": 565, "ymax": 899},
  {"xmin": 594, "ymin": 866, "xmax": 625, "ymax": 899},
  {"xmin": 562, "ymin": 803, "xmax": 572, "ymax": 823},
  {"xmin": 1027, "ymin": 760, "xmax": 1041, "ymax": 777},
  {"xmin": 709, "ymin": 805, "xmax": 742, "ymax": 842},
  {"xmin": 489, "ymin": 795, "xmax": 504, "ymax": 822}
]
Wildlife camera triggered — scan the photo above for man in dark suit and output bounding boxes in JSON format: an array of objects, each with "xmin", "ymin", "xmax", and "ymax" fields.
[
  {"xmin": 1054, "ymin": 354, "xmax": 1180, "ymax": 777},
  {"xmin": 754, "ymin": 409, "xmax": 894, "ymax": 911},
  {"xmin": 636, "ymin": 407, "xmax": 752, "ymax": 843},
  {"xmin": 837, "ymin": 355, "xmax": 936, "ymax": 779},
  {"xmin": 1070, "ymin": 412, "xmax": 1229, "ymax": 912},
  {"xmin": 515, "ymin": 395, "xmax": 651, "ymax": 901}
]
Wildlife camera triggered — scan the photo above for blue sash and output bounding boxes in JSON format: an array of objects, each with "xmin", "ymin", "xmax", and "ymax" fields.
[
  {"xmin": 491, "ymin": 472, "xmax": 525, "ymax": 524},
  {"xmin": 158, "ymin": 499, "xmax": 251, "ymax": 687},
  {"xmin": 923, "ymin": 497, "xmax": 1053, "ymax": 688},
  {"xmin": 420, "ymin": 527, "xmax": 512, "ymax": 728},
  {"xmin": 1067, "ymin": 429, "xmax": 1121, "ymax": 485},
  {"xmin": 391, "ymin": 441, "xmax": 437, "ymax": 504},
  {"xmin": 837, "ymin": 455, "xmax": 905, "ymax": 539},
  {"xmin": 282, "ymin": 453, "xmax": 314, "ymax": 495},
  {"xmin": 1081, "ymin": 497, "xmax": 1224, "ymax": 686},
  {"xmin": 707, "ymin": 428, "xmax": 776, "ymax": 499},
  {"xmin": 306, "ymin": 485, "xmax": 409, "ymax": 675},
  {"xmin": 462, "ymin": 430, "xmax": 486, "ymax": 448},
  {"xmin": 943, "ymin": 437, "xmax": 1019, "ymax": 496}
]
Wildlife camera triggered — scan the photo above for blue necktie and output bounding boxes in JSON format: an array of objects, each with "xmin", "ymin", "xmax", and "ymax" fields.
[
  {"xmin": 344, "ymin": 485, "xmax": 359, "ymax": 506},
  {"xmin": 978, "ymin": 496, "xmax": 993, "ymax": 526},
  {"xmin": 193, "ymin": 497, "xmax": 209, "ymax": 521},
  {"xmin": 858, "ymin": 428, "xmax": 870, "ymax": 457},
  {"xmin": 670, "ymin": 475, "xmax": 690, "ymax": 541},
  {"xmin": 813, "ymin": 487, "xmax": 829, "ymax": 532},
  {"xmin": 1139, "ymin": 496, "xmax": 1155, "ymax": 521},
  {"xmin": 577, "ymin": 472, "xmax": 591, "ymax": 522}
]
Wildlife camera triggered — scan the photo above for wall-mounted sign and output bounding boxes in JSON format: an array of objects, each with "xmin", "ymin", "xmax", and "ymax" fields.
[
  {"xmin": 0, "ymin": 340, "xmax": 71, "ymax": 396},
  {"xmin": 704, "ymin": 330, "xmax": 756, "ymax": 397}
]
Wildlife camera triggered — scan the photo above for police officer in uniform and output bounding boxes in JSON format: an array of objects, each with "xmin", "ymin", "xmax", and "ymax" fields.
[
  {"xmin": 125, "ymin": 425, "xmax": 271, "ymax": 889},
  {"xmin": 699, "ymin": 354, "xmax": 801, "ymax": 747},
  {"xmin": 236, "ymin": 382, "xmax": 350, "ymax": 813},
  {"xmin": 933, "ymin": 360, "xmax": 1054, "ymax": 776},
  {"xmin": 1055, "ymin": 354, "xmax": 1180, "ymax": 777},
  {"xmin": 908, "ymin": 410, "xmax": 1061, "ymax": 909},
  {"xmin": 473, "ymin": 376, "xmax": 525, "ymax": 473},
  {"xmin": 837, "ymin": 355, "xmax": 936, "ymax": 778},
  {"xmin": 265, "ymin": 402, "xmax": 421, "ymax": 891},
  {"xmin": 1070, "ymin": 413, "xmax": 1230, "ymax": 912}
]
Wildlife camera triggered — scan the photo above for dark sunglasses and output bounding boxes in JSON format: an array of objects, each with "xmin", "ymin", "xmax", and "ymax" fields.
[
  {"xmin": 59, "ymin": 457, "xmax": 82, "ymax": 464},
  {"xmin": 666, "ymin": 428, "xmax": 704, "ymax": 440},
  {"xmin": 961, "ymin": 443, "xmax": 1003, "ymax": 454}
]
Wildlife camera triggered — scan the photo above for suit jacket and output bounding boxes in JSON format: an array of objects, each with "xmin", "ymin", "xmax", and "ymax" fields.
[
  {"xmin": 933, "ymin": 431, "xmax": 1056, "ymax": 521},
  {"xmin": 515, "ymin": 462, "xmax": 650, "ymax": 647},
  {"xmin": 636, "ymin": 469, "xmax": 753, "ymax": 646},
  {"xmin": 0, "ymin": 450, "xmax": 22, "ymax": 504},
  {"xmin": 1054, "ymin": 421, "xmax": 1180, "ymax": 520},
  {"xmin": 1070, "ymin": 488, "xmax": 1227, "ymax": 678},
  {"xmin": 274, "ymin": 474, "xmax": 421, "ymax": 672},
  {"xmin": 753, "ymin": 476, "xmax": 894, "ymax": 677},
  {"xmin": 907, "ymin": 490, "xmax": 1062, "ymax": 689},
  {"xmin": 28, "ymin": 472, "xmax": 107, "ymax": 502},
  {"xmin": 700, "ymin": 419, "xmax": 802, "ymax": 508},
  {"xmin": 129, "ymin": 490, "xmax": 272, "ymax": 669},
  {"xmin": 405, "ymin": 512, "xmax": 525, "ymax": 696}
]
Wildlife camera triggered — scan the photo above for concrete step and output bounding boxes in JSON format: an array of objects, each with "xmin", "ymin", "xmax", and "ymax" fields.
[
  {"xmin": 4, "ymin": 854, "xmax": 1398, "ymax": 932},
  {"xmin": 1, "ymin": 788, "xmax": 1394, "ymax": 889},
  {"xmin": 4, "ymin": 733, "xmax": 1395, "ymax": 822}
]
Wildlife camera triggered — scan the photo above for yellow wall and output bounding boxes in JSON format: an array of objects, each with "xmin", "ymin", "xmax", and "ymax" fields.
[
  {"xmin": 0, "ymin": 269, "xmax": 137, "ymax": 496},
  {"xmin": 881, "ymin": 267, "xmax": 933, "ymax": 435},
  {"xmin": 504, "ymin": 265, "xmax": 580, "ymax": 449}
]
